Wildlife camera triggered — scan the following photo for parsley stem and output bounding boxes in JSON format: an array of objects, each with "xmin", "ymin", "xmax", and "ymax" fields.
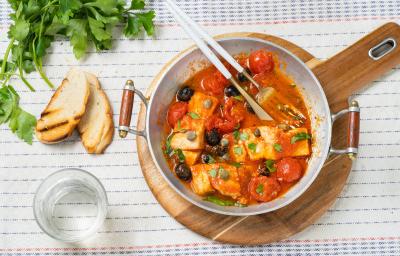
[
  {"xmin": 0, "ymin": 39, "xmax": 15, "ymax": 80},
  {"xmin": 18, "ymin": 53, "xmax": 35, "ymax": 92},
  {"xmin": 37, "ymin": 60, "xmax": 55, "ymax": 89}
]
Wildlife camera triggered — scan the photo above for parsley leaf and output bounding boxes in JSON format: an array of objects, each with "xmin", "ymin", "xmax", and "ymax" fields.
[
  {"xmin": 66, "ymin": 19, "xmax": 88, "ymax": 59},
  {"xmin": 291, "ymin": 132, "xmax": 311, "ymax": 144},
  {"xmin": 248, "ymin": 142, "xmax": 257, "ymax": 153},
  {"xmin": 256, "ymin": 184, "xmax": 264, "ymax": 194},
  {"xmin": 273, "ymin": 143, "xmax": 282, "ymax": 152},
  {"xmin": 231, "ymin": 162, "xmax": 242, "ymax": 168},
  {"xmin": 233, "ymin": 130, "xmax": 240, "ymax": 140},
  {"xmin": 204, "ymin": 196, "xmax": 236, "ymax": 206},
  {"xmin": 174, "ymin": 149, "xmax": 185, "ymax": 163},
  {"xmin": 130, "ymin": 0, "xmax": 145, "ymax": 10},
  {"xmin": 9, "ymin": 16, "xmax": 30, "ymax": 41},
  {"xmin": 265, "ymin": 160, "xmax": 276, "ymax": 173},
  {"xmin": 188, "ymin": 112, "xmax": 200, "ymax": 119},
  {"xmin": 0, "ymin": 86, "xmax": 19, "ymax": 124},
  {"xmin": 8, "ymin": 107, "xmax": 36, "ymax": 144}
]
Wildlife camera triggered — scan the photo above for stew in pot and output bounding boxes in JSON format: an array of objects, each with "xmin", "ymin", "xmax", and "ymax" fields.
[{"xmin": 162, "ymin": 49, "xmax": 312, "ymax": 206}]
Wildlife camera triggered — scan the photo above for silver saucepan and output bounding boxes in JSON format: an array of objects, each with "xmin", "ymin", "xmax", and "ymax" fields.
[{"xmin": 118, "ymin": 23, "xmax": 400, "ymax": 216}]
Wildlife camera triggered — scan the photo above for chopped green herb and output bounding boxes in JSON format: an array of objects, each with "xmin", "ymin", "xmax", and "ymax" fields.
[
  {"xmin": 248, "ymin": 142, "xmax": 257, "ymax": 153},
  {"xmin": 256, "ymin": 184, "xmax": 264, "ymax": 194},
  {"xmin": 233, "ymin": 130, "xmax": 240, "ymax": 140},
  {"xmin": 233, "ymin": 146, "xmax": 243, "ymax": 155},
  {"xmin": 177, "ymin": 119, "xmax": 181, "ymax": 130},
  {"xmin": 273, "ymin": 143, "xmax": 282, "ymax": 152},
  {"xmin": 231, "ymin": 162, "xmax": 242, "ymax": 168},
  {"xmin": 218, "ymin": 167, "xmax": 230, "ymax": 180},
  {"xmin": 208, "ymin": 168, "xmax": 217, "ymax": 178},
  {"xmin": 265, "ymin": 160, "xmax": 277, "ymax": 173},
  {"xmin": 174, "ymin": 149, "xmax": 185, "ymax": 163},
  {"xmin": 291, "ymin": 132, "xmax": 311, "ymax": 144},
  {"xmin": 204, "ymin": 196, "xmax": 235, "ymax": 206},
  {"xmin": 164, "ymin": 136, "xmax": 173, "ymax": 155},
  {"xmin": 239, "ymin": 132, "xmax": 249, "ymax": 141},
  {"xmin": 188, "ymin": 112, "xmax": 200, "ymax": 119},
  {"xmin": 234, "ymin": 123, "xmax": 241, "ymax": 130},
  {"xmin": 233, "ymin": 95, "xmax": 243, "ymax": 101}
]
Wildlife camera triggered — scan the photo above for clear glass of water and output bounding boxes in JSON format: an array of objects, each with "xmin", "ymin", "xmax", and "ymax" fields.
[{"xmin": 33, "ymin": 168, "xmax": 108, "ymax": 242}]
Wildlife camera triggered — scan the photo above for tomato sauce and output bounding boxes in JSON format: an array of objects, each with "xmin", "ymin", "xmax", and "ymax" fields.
[{"xmin": 162, "ymin": 49, "xmax": 312, "ymax": 206}]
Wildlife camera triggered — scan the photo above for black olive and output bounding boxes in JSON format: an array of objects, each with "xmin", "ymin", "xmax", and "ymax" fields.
[
  {"xmin": 201, "ymin": 153, "xmax": 210, "ymax": 163},
  {"xmin": 245, "ymin": 102, "xmax": 255, "ymax": 114},
  {"xmin": 177, "ymin": 86, "xmax": 194, "ymax": 102},
  {"xmin": 224, "ymin": 85, "xmax": 240, "ymax": 97},
  {"xmin": 174, "ymin": 163, "xmax": 192, "ymax": 181},
  {"xmin": 258, "ymin": 166, "xmax": 270, "ymax": 177},
  {"xmin": 215, "ymin": 145, "xmax": 228, "ymax": 157},
  {"xmin": 238, "ymin": 68, "xmax": 251, "ymax": 82},
  {"xmin": 204, "ymin": 144, "xmax": 228, "ymax": 157},
  {"xmin": 205, "ymin": 128, "xmax": 221, "ymax": 146}
]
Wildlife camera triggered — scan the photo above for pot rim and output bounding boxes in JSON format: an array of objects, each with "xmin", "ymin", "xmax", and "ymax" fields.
[{"xmin": 145, "ymin": 35, "xmax": 332, "ymax": 216}]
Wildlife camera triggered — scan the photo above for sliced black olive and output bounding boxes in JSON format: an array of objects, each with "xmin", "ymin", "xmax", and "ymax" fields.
[
  {"xmin": 238, "ymin": 68, "xmax": 251, "ymax": 82},
  {"xmin": 201, "ymin": 153, "xmax": 210, "ymax": 163},
  {"xmin": 174, "ymin": 163, "xmax": 192, "ymax": 181},
  {"xmin": 258, "ymin": 166, "xmax": 270, "ymax": 177},
  {"xmin": 245, "ymin": 102, "xmax": 255, "ymax": 114},
  {"xmin": 253, "ymin": 128, "xmax": 261, "ymax": 137},
  {"xmin": 177, "ymin": 86, "xmax": 194, "ymax": 102},
  {"xmin": 205, "ymin": 128, "xmax": 221, "ymax": 146},
  {"xmin": 224, "ymin": 85, "xmax": 240, "ymax": 97}
]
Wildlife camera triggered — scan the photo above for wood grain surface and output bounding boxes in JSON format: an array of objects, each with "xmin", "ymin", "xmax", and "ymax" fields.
[{"xmin": 135, "ymin": 23, "xmax": 400, "ymax": 245}]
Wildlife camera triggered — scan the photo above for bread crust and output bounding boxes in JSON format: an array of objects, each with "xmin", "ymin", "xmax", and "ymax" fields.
[
  {"xmin": 78, "ymin": 73, "xmax": 114, "ymax": 153},
  {"xmin": 36, "ymin": 69, "xmax": 90, "ymax": 144}
]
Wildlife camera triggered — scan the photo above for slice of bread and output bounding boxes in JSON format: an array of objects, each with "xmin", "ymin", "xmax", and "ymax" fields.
[
  {"xmin": 78, "ymin": 73, "xmax": 114, "ymax": 154},
  {"xmin": 36, "ymin": 68, "xmax": 90, "ymax": 144}
]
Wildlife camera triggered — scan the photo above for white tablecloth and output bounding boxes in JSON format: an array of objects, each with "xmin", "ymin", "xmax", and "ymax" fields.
[{"xmin": 1, "ymin": 0, "xmax": 400, "ymax": 255}]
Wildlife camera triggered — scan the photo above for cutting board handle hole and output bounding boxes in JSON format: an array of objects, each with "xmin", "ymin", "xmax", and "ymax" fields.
[{"xmin": 369, "ymin": 38, "xmax": 396, "ymax": 60}]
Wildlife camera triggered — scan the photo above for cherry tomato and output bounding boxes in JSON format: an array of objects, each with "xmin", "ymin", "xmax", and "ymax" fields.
[
  {"xmin": 223, "ymin": 98, "xmax": 246, "ymax": 124},
  {"xmin": 201, "ymin": 70, "xmax": 229, "ymax": 96},
  {"xmin": 248, "ymin": 176, "xmax": 281, "ymax": 202},
  {"xmin": 205, "ymin": 115, "xmax": 237, "ymax": 134},
  {"xmin": 249, "ymin": 49, "xmax": 274, "ymax": 74},
  {"xmin": 167, "ymin": 102, "xmax": 188, "ymax": 128},
  {"xmin": 276, "ymin": 158, "xmax": 303, "ymax": 183}
]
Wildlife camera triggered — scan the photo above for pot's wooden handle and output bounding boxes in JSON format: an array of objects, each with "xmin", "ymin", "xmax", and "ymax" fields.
[
  {"xmin": 118, "ymin": 80, "xmax": 135, "ymax": 138},
  {"xmin": 310, "ymin": 22, "xmax": 400, "ymax": 112},
  {"xmin": 348, "ymin": 101, "xmax": 360, "ymax": 151}
]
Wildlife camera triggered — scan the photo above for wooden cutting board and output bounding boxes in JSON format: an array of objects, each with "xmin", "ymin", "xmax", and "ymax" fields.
[{"xmin": 135, "ymin": 23, "xmax": 400, "ymax": 244}]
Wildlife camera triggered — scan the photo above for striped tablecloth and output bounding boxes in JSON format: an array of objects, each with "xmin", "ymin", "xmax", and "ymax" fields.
[{"xmin": 1, "ymin": 1, "xmax": 400, "ymax": 255}]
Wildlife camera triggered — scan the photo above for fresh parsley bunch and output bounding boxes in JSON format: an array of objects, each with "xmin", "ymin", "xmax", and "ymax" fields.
[{"xmin": 0, "ymin": 0, "xmax": 155, "ymax": 144}]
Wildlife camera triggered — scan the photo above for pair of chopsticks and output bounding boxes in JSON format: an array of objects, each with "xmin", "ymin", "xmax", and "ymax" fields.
[{"xmin": 164, "ymin": 0, "xmax": 273, "ymax": 121}]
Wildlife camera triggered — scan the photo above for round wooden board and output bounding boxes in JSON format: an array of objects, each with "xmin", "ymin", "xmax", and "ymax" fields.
[{"xmin": 136, "ymin": 33, "xmax": 353, "ymax": 245}]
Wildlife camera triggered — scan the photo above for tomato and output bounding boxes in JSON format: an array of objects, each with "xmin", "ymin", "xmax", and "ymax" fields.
[
  {"xmin": 276, "ymin": 158, "xmax": 303, "ymax": 183},
  {"xmin": 201, "ymin": 70, "xmax": 229, "ymax": 96},
  {"xmin": 223, "ymin": 98, "xmax": 246, "ymax": 124},
  {"xmin": 248, "ymin": 176, "xmax": 281, "ymax": 202},
  {"xmin": 249, "ymin": 49, "xmax": 274, "ymax": 74},
  {"xmin": 167, "ymin": 102, "xmax": 188, "ymax": 128},
  {"xmin": 205, "ymin": 114, "xmax": 237, "ymax": 134}
]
